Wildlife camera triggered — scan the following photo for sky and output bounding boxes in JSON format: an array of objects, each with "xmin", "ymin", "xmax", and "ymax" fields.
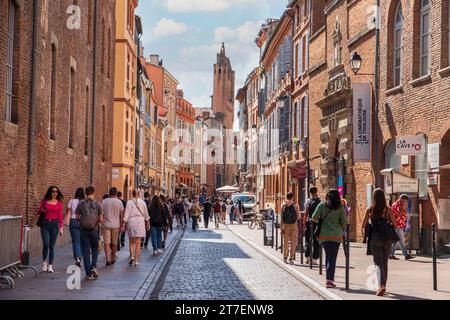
[{"xmin": 136, "ymin": 0, "xmax": 287, "ymax": 130}]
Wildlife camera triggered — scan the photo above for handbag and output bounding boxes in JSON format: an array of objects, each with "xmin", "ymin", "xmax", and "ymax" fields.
[
  {"xmin": 375, "ymin": 219, "xmax": 400, "ymax": 242},
  {"xmin": 36, "ymin": 201, "xmax": 47, "ymax": 227},
  {"xmin": 313, "ymin": 208, "xmax": 331, "ymax": 239}
]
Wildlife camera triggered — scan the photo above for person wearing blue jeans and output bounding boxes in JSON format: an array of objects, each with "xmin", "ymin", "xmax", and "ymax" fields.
[
  {"xmin": 322, "ymin": 242, "xmax": 340, "ymax": 283},
  {"xmin": 69, "ymin": 219, "xmax": 82, "ymax": 265},
  {"xmin": 40, "ymin": 220, "xmax": 60, "ymax": 269},
  {"xmin": 390, "ymin": 228, "xmax": 410, "ymax": 259},
  {"xmin": 76, "ymin": 186, "xmax": 103, "ymax": 280},
  {"xmin": 150, "ymin": 226, "xmax": 163, "ymax": 252},
  {"xmin": 80, "ymin": 228, "xmax": 100, "ymax": 278}
]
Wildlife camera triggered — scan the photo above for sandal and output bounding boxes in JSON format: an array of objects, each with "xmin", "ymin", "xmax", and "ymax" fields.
[{"xmin": 129, "ymin": 258, "xmax": 135, "ymax": 266}]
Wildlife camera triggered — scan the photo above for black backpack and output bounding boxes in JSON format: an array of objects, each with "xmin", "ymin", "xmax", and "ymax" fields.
[
  {"xmin": 78, "ymin": 200, "xmax": 100, "ymax": 230},
  {"xmin": 282, "ymin": 204, "xmax": 297, "ymax": 224}
]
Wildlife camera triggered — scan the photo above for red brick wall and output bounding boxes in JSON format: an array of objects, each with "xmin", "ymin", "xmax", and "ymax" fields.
[{"xmin": 0, "ymin": 1, "xmax": 116, "ymax": 230}]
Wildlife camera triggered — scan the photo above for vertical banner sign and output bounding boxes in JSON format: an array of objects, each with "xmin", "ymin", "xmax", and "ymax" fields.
[{"xmin": 352, "ymin": 83, "xmax": 372, "ymax": 162}]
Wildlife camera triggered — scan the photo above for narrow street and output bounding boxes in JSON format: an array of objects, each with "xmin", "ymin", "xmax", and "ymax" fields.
[
  {"xmin": 154, "ymin": 225, "xmax": 323, "ymax": 300},
  {"xmin": 0, "ymin": 222, "xmax": 323, "ymax": 300}
]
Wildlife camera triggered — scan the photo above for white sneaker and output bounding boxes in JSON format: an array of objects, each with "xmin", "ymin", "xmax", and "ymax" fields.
[
  {"xmin": 135, "ymin": 261, "xmax": 141, "ymax": 266},
  {"xmin": 42, "ymin": 261, "xmax": 48, "ymax": 272},
  {"xmin": 47, "ymin": 265, "xmax": 54, "ymax": 273},
  {"xmin": 157, "ymin": 249, "xmax": 164, "ymax": 254}
]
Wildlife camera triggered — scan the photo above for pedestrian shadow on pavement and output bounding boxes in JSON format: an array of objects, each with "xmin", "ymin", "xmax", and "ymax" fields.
[
  {"xmin": 336, "ymin": 288, "xmax": 430, "ymax": 300},
  {"xmin": 183, "ymin": 229, "xmax": 224, "ymax": 240}
]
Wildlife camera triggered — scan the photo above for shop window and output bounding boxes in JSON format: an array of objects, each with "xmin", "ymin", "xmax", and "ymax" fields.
[
  {"xmin": 414, "ymin": 133, "xmax": 428, "ymax": 198},
  {"xmin": 384, "ymin": 140, "xmax": 400, "ymax": 171}
]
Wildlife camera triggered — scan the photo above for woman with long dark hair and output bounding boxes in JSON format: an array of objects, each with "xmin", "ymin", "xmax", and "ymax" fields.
[
  {"xmin": 149, "ymin": 195, "xmax": 165, "ymax": 256},
  {"xmin": 65, "ymin": 188, "xmax": 85, "ymax": 267},
  {"xmin": 36, "ymin": 186, "xmax": 64, "ymax": 273},
  {"xmin": 311, "ymin": 189, "xmax": 346, "ymax": 289},
  {"xmin": 362, "ymin": 188, "xmax": 398, "ymax": 296}
]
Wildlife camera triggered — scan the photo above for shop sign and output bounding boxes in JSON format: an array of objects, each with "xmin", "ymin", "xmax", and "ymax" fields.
[
  {"xmin": 392, "ymin": 172, "xmax": 419, "ymax": 193},
  {"xmin": 112, "ymin": 169, "xmax": 119, "ymax": 180},
  {"xmin": 428, "ymin": 143, "xmax": 440, "ymax": 170},
  {"xmin": 428, "ymin": 173, "xmax": 438, "ymax": 186},
  {"xmin": 352, "ymin": 83, "xmax": 371, "ymax": 162},
  {"xmin": 395, "ymin": 136, "xmax": 425, "ymax": 156}
]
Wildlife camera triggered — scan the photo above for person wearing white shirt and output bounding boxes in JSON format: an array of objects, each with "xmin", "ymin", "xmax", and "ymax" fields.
[{"xmin": 65, "ymin": 188, "xmax": 85, "ymax": 267}]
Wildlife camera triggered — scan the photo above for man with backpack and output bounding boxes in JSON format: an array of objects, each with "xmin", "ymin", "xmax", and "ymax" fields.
[
  {"xmin": 304, "ymin": 187, "xmax": 321, "ymax": 265},
  {"xmin": 76, "ymin": 186, "xmax": 103, "ymax": 280},
  {"xmin": 281, "ymin": 193, "xmax": 301, "ymax": 264}
]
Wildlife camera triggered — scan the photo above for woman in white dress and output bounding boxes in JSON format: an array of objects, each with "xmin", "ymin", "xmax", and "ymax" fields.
[{"xmin": 121, "ymin": 189, "xmax": 150, "ymax": 266}]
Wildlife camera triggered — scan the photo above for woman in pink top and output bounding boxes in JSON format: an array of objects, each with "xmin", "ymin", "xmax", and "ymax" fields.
[{"xmin": 36, "ymin": 186, "xmax": 64, "ymax": 273}]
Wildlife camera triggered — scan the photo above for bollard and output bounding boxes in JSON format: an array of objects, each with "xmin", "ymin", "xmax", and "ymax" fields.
[
  {"xmin": 275, "ymin": 216, "xmax": 279, "ymax": 252},
  {"xmin": 271, "ymin": 219, "xmax": 274, "ymax": 249},
  {"xmin": 432, "ymin": 223, "xmax": 437, "ymax": 291},
  {"xmin": 345, "ymin": 224, "xmax": 350, "ymax": 290},
  {"xmin": 309, "ymin": 221, "xmax": 314, "ymax": 270},
  {"xmin": 319, "ymin": 243, "xmax": 323, "ymax": 275},
  {"xmin": 300, "ymin": 223, "xmax": 304, "ymax": 265}
]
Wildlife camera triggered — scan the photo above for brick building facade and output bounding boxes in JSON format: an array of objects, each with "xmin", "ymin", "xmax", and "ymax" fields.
[
  {"xmin": 0, "ymin": 0, "xmax": 115, "ymax": 254},
  {"xmin": 0, "ymin": 1, "xmax": 115, "ymax": 217}
]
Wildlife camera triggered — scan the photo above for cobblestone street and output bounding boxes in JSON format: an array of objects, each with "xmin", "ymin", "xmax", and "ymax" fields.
[{"xmin": 155, "ymin": 225, "xmax": 323, "ymax": 300}]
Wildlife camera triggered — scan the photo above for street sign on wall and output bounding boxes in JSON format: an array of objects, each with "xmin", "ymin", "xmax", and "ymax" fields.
[
  {"xmin": 352, "ymin": 83, "xmax": 371, "ymax": 162},
  {"xmin": 395, "ymin": 136, "xmax": 426, "ymax": 156}
]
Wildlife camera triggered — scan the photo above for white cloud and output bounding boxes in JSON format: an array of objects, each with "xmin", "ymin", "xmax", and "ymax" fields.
[
  {"xmin": 153, "ymin": 18, "xmax": 188, "ymax": 37},
  {"xmin": 161, "ymin": 0, "xmax": 265, "ymax": 13}
]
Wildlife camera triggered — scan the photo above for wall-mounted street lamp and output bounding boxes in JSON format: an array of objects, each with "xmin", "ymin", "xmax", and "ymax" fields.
[{"xmin": 349, "ymin": 52, "xmax": 362, "ymax": 75}]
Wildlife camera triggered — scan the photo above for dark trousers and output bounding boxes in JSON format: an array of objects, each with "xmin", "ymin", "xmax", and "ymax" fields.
[
  {"xmin": 69, "ymin": 219, "xmax": 82, "ymax": 260},
  {"xmin": 143, "ymin": 230, "xmax": 151, "ymax": 247},
  {"xmin": 203, "ymin": 213, "xmax": 210, "ymax": 228},
  {"xmin": 323, "ymin": 242, "xmax": 340, "ymax": 281},
  {"xmin": 192, "ymin": 216, "xmax": 198, "ymax": 231},
  {"xmin": 371, "ymin": 237, "xmax": 391, "ymax": 286},
  {"xmin": 305, "ymin": 221, "xmax": 320, "ymax": 260},
  {"xmin": 183, "ymin": 213, "xmax": 188, "ymax": 225},
  {"xmin": 40, "ymin": 220, "xmax": 60, "ymax": 264},
  {"xmin": 80, "ymin": 228, "xmax": 99, "ymax": 277}
]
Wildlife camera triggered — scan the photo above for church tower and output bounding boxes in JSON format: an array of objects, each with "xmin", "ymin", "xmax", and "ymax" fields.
[{"xmin": 212, "ymin": 43, "xmax": 236, "ymax": 187}]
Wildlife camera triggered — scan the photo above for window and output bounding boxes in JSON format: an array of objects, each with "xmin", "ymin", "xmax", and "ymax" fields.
[
  {"xmin": 107, "ymin": 28, "xmax": 111, "ymax": 79},
  {"xmin": 49, "ymin": 44, "xmax": 57, "ymax": 139},
  {"xmin": 87, "ymin": 1, "xmax": 92, "ymax": 45},
  {"xmin": 420, "ymin": 0, "xmax": 431, "ymax": 76},
  {"xmin": 384, "ymin": 140, "xmax": 400, "ymax": 171},
  {"xmin": 305, "ymin": 32, "xmax": 309, "ymax": 72},
  {"xmin": 298, "ymin": 41, "xmax": 303, "ymax": 78},
  {"xmin": 84, "ymin": 86, "xmax": 89, "ymax": 156},
  {"xmin": 101, "ymin": 19, "xmax": 105, "ymax": 73},
  {"xmin": 102, "ymin": 105, "xmax": 106, "ymax": 162},
  {"xmin": 127, "ymin": 53, "xmax": 131, "ymax": 91},
  {"xmin": 415, "ymin": 133, "xmax": 428, "ymax": 198},
  {"xmin": 68, "ymin": 67, "xmax": 76, "ymax": 149},
  {"xmin": 5, "ymin": 0, "xmax": 16, "ymax": 123},
  {"xmin": 332, "ymin": 20, "xmax": 342, "ymax": 67},
  {"xmin": 394, "ymin": 2, "xmax": 404, "ymax": 86},
  {"xmin": 125, "ymin": 111, "xmax": 129, "ymax": 143}
]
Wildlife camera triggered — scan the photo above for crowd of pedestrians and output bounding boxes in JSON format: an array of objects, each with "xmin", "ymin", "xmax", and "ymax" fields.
[
  {"xmin": 35, "ymin": 186, "xmax": 185, "ymax": 281},
  {"xmin": 279, "ymin": 185, "xmax": 415, "ymax": 297}
]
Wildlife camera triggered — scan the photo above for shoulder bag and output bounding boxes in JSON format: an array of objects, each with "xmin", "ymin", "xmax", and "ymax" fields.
[
  {"xmin": 134, "ymin": 200, "xmax": 150, "ymax": 231},
  {"xmin": 313, "ymin": 207, "xmax": 332, "ymax": 239},
  {"xmin": 37, "ymin": 201, "xmax": 47, "ymax": 227}
]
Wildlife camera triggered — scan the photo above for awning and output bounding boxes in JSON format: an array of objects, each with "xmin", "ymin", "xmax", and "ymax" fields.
[
  {"xmin": 216, "ymin": 185, "xmax": 239, "ymax": 193},
  {"xmin": 440, "ymin": 164, "xmax": 450, "ymax": 170}
]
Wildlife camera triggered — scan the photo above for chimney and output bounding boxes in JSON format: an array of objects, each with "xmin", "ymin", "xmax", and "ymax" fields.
[{"xmin": 149, "ymin": 54, "xmax": 160, "ymax": 65}]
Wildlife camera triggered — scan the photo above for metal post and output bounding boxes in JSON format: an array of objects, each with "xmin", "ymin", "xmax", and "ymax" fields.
[
  {"xmin": 345, "ymin": 224, "xmax": 350, "ymax": 290},
  {"xmin": 271, "ymin": 218, "xmax": 274, "ymax": 249},
  {"xmin": 275, "ymin": 216, "xmax": 279, "ymax": 252},
  {"xmin": 300, "ymin": 221, "xmax": 304, "ymax": 264},
  {"xmin": 309, "ymin": 221, "xmax": 313, "ymax": 269},
  {"xmin": 280, "ymin": 227, "xmax": 284, "ymax": 254},
  {"xmin": 432, "ymin": 223, "xmax": 437, "ymax": 291},
  {"xmin": 319, "ymin": 243, "xmax": 323, "ymax": 275}
]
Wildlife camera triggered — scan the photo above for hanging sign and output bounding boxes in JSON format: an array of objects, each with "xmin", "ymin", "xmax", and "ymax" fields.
[
  {"xmin": 395, "ymin": 136, "xmax": 425, "ymax": 156},
  {"xmin": 352, "ymin": 83, "xmax": 371, "ymax": 162}
]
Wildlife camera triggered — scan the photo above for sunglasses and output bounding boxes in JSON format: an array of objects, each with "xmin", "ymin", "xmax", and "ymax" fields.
[{"xmin": 52, "ymin": 190, "xmax": 59, "ymax": 194}]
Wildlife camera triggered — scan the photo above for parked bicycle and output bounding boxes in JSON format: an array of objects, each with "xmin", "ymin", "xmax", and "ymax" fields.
[{"xmin": 248, "ymin": 212, "xmax": 266, "ymax": 230}]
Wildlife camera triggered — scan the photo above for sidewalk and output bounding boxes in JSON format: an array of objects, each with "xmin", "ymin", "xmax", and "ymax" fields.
[
  {"xmin": 0, "ymin": 228, "xmax": 183, "ymax": 300},
  {"xmin": 227, "ymin": 223, "xmax": 450, "ymax": 300}
]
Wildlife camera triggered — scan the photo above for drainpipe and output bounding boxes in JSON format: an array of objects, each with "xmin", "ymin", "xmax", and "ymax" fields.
[
  {"xmin": 25, "ymin": 0, "xmax": 40, "ymax": 225},
  {"xmin": 374, "ymin": 0, "xmax": 381, "ymax": 187},
  {"xmin": 90, "ymin": 0, "xmax": 99, "ymax": 186}
]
